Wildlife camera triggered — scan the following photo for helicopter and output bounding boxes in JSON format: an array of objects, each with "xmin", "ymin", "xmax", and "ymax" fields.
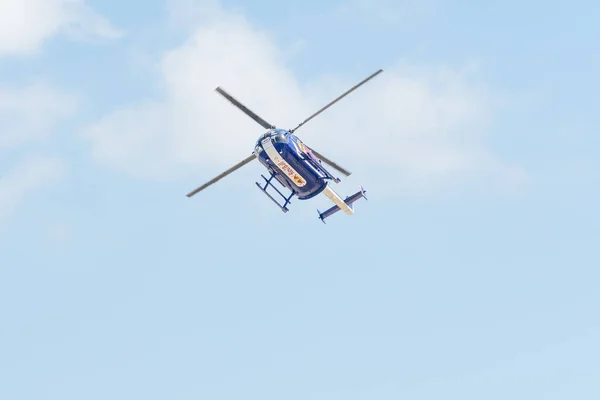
[{"xmin": 186, "ymin": 68, "xmax": 383, "ymax": 223}]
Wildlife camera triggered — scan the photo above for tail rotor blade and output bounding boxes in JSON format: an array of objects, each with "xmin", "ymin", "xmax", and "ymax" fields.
[
  {"xmin": 186, "ymin": 153, "xmax": 257, "ymax": 197},
  {"xmin": 290, "ymin": 69, "xmax": 383, "ymax": 133},
  {"xmin": 215, "ymin": 87, "xmax": 275, "ymax": 130}
]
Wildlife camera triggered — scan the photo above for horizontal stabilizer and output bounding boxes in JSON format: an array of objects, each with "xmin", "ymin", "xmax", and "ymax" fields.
[{"xmin": 318, "ymin": 185, "xmax": 367, "ymax": 223}]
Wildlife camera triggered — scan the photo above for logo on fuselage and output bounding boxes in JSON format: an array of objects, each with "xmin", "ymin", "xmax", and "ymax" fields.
[
  {"xmin": 297, "ymin": 140, "xmax": 308, "ymax": 153},
  {"xmin": 272, "ymin": 155, "xmax": 307, "ymax": 187},
  {"xmin": 261, "ymin": 137, "xmax": 307, "ymax": 187}
]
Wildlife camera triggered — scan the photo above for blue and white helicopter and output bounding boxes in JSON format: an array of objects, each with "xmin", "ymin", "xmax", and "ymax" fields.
[{"xmin": 186, "ymin": 69, "xmax": 383, "ymax": 223}]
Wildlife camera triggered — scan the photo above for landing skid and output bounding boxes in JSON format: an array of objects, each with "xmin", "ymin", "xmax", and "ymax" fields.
[{"xmin": 255, "ymin": 173, "xmax": 295, "ymax": 213}]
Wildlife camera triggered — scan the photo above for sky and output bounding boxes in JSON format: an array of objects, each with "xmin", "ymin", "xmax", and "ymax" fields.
[{"xmin": 1, "ymin": 0, "xmax": 599, "ymax": 399}]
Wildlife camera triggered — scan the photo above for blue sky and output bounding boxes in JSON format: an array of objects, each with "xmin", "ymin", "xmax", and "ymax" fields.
[{"xmin": 1, "ymin": 0, "xmax": 598, "ymax": 399}]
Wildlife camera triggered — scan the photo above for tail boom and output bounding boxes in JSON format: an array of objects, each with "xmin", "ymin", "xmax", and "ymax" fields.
[{"xmin": 317, "ymin": 185, "xmax": 367, "ymax": 223}]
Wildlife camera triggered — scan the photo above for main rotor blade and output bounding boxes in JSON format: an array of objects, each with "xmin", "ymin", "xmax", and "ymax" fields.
[
  {"xmin": 215, "ymin": 87, "xmax": 275, "ymax": 130},
  {"xmin": 290, "ymin": 68, "xmax": 383, "ymax": 133},
  {"xmin": 186, "ymin": 153, "xmax": 257, "ymax": 197},
  {"xmin": 310, "ymin": 148, "xmax": 351, "ymax": 177}
]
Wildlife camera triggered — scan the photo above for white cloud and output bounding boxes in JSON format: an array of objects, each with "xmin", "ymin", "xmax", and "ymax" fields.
[
  {"xmin": 84, "ymin": 10, "xmax": 307, "ymax": 179},
  {"xmin": 82, "ymin": 1, "xmax": 523, "ymax": 192},
  {"xmin": 0, "ymin": 0, "xmax": 121, "ymax": 224},
  {"xmin": 0, "ymin": 83, "xmax": 77, "ymax": 224},
  {"xmin": 0, "ymin": 155, "xmax": 66, "ymax": 223},
  {"xmin": 0, "ymin": 0, "xmax": 122, "ymax": 56},
  {"xmin": 0, "ymin": 82, "xmax": 78, "ymax": 150},
  {"xmin": 165, "ymin": 0, "xmax": 225, "ymax": 31}
]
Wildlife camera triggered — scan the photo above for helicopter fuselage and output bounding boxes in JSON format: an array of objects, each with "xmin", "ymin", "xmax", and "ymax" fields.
[{"xmin": 254, "ymin": 129, "xmax": 335, "ymax": 200}]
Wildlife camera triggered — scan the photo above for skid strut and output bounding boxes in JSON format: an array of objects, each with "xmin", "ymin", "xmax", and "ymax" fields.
[{"xmin": 255, "ymin": 173, "xmax": 295, "ymax": 213}]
